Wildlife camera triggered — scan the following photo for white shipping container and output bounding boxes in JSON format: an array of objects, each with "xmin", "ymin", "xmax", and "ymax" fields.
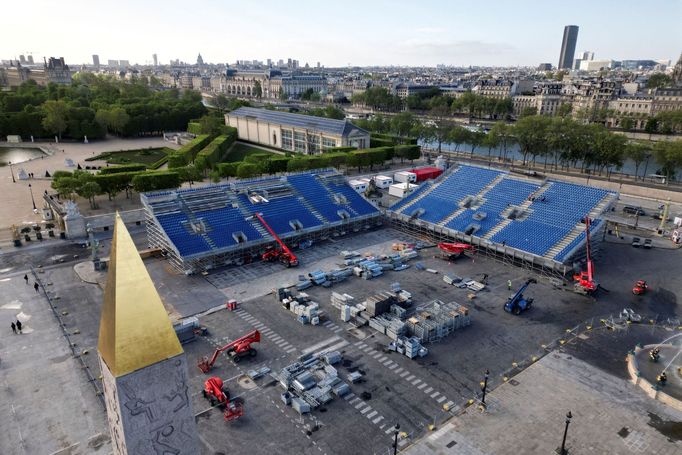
[
  {"xmin": 394, "ymin": 171, "xmax": 417, "ymax": 183},
  {"xmin": 375, "ymin": 175, "xmax": 393, "ymax": 188},
  {"xmin": 389, "ymin": 182, "xmax": 419, "ymax": 198},
  {"xmin": 349, "ymin": 179, "xmax": 368, "ymax": 193}
]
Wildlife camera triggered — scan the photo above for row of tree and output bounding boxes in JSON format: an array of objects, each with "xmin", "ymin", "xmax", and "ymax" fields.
[{"xmin": 0, "ymin": 75, "xmax": 206, "ymax": 140}]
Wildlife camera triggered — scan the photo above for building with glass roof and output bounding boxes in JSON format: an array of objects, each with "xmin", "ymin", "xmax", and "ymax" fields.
[{"xmin": 225, "ymin": 107, "xmax": 370, "ymax": 153}]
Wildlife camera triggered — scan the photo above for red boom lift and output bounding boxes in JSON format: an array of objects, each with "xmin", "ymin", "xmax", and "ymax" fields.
[
  {"xmin": 437, "ymin": 242, "xmax": 474, "ymax": 260},
  {"xmin": 198, "ymin": 329, "xmax": 261, "ymax": 372},
  {"xmin": 202, "ymin": 376, "xmax": 244, "ymax": 422},
  {"xmin": 573, "ymin": 217, "xmax": 598, "ymax": 295},
  {"xmin": 249, "ymin": 212, "xmax": 299, "ymax": 267}
]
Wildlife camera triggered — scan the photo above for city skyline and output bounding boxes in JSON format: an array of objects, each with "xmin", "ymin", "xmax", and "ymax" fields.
[{"xmin": 1, "ymin": 0, "xmax": 680, "ymax": 68}]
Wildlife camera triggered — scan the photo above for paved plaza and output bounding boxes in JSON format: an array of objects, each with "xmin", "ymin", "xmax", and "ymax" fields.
[{"xmin": 0, "ymin": 138, "xmax": 176, "ymax": 237}]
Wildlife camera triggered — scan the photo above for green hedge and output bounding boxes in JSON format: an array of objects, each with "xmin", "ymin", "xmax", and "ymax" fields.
[
  {"xmin": 217, "ymin": 162, "xmax": 240, "ymax": 178},
  {"xmin": 323, "ymin": 146, "xmax": 356, "ymax": 153},
  {"xmin": 194, "ymin": 127, "xmax": 238, "ymax": 170},
  {"xmin": 131, "ymin": 171, "xmax": 181, "ymax": 192},
  {"xmin": 394, "ymin": 144, "xmax": 421, "ymax": 161},
  {"xmin": 93, "ymin": 171, "xmax": 141, "ymax": 197},
  {"xmin": 187, "ymin": 122, "xmax": 202, "ymax": 135},
  {"xmin": 168, "ymin": 134, "xmax": 214, "ymax": 168},
  {"xmin": 244, "ymin": 153, "xmax": 273, "ymax": 164},
  {"xmin": 371, "ymin": 132, "xmax": 417, "ymax": 145},
  {"xmin": 99, "ymin": 164, "xmax": 147, "ymax": 175},
  {"xmin": 370, "ymin": 137, "xmax": 394, "ymax": 148}
]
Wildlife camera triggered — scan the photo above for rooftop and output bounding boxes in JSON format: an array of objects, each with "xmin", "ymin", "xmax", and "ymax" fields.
[{"xmin": 227, "ymin": 107, "xmax": 368, "ymax": 137}]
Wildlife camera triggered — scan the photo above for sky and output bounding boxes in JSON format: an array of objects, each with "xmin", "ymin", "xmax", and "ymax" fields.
[{"xmin": 1, "ymin": 0, "xmax": 680, "ymax": 67}]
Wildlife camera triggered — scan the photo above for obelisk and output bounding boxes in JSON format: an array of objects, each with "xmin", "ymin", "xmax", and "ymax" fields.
[{"xmin": 97, "ymin": 214, "xmax": 198, "ymax": 454}]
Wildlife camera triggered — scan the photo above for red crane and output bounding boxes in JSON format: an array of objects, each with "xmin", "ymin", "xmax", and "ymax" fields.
[
  {"xmin": 202, "ymin": 376, "xmax": 244, "ymax": 422},
  {"xmin": 249, "ymin": 212, "xmax": 299, "ymax": 267},
  {"xmin": 198, "ymin": 329, "xmax": 261, "ymax": 373},
  {"xmin": 437, "ymin": 242, "xmax": 474, "ymax": 260},
  {"xmin": 573, "ymin": 217, "xmax": 598, "ymax": 295}
]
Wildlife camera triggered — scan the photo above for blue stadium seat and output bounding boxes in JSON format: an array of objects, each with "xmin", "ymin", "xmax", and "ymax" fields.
[
  {"xmin": 288, "ymin": 174, "xmax": 379, "ymax": 221},
  {"xmin": 407, "ymin": 166, "xmax": 502, "ymax": 223},
  {"xmin": 238, "ymin": 194, "xmax": 323, "ymax": 235},
  {"xmin": 445, "ymin": 179, "xmax": 540, "ymax": 236},
  {"xmin": 491, "ymin": 182, "xmax": 609, "ymax": 256},
  {"xmin": 156, "ymin": 212, "xmax": 212, "ymax": 256}
]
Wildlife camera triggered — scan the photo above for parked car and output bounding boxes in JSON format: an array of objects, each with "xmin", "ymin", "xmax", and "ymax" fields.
[
  {"xmin": 643, "ymin": 239, "xmax": 653, "ymax": 249},
  {"xmin": 632, "ymin": 237, "xmax": 641, "ymax": 247},
  {"xmin": 623, "ymin": 206, "xmax": 645, "ymax": 216}
]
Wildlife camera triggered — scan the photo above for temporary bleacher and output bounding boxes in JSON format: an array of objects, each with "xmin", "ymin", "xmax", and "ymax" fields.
[
  {"xmin": 490, "ymin": 181, "xmax": 610, "ymax": 256},
  {"xmin": 396, "ymin": 166, "xmax": 503, "ymax": 223},
  {"xmin": 387, "ymin": 164, "xmax": 616, "ymax": 265},
  {"xmin": 444, "ymin": 178, "xmax": 541, "ymax": 236},
  {"xmin": 142, "ymin": 169, "xmax": 381, "ymax": 270}
]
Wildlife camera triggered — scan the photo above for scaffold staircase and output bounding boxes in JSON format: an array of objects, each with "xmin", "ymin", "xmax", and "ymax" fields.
[
  {"xmin": 543, "ymin": 192, "xmax": 616, "ymax": 259},
  {"xmin": 437, "ymin": 174, "xmax": 507, "ymax": 226},
  {"xmin": 482, "ymin": 181, "xmax": 552, "ymax": 240}
]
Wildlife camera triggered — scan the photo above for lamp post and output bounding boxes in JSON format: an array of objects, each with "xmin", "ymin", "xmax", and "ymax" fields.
[
  {"xmin": 28, "ymin": 183, "xmax": 36, "ymax": 210},
  {"xmin": 559, "ymin": 411, "xmax": 572, "ymax": 455},
  {"xmin": 392, "ymin": 423, "xmax": 400, "ymax": 455},
  {"xmin": 9, "ymin": 161, "xmax": 16, "ymax": 183},
  {"xmin": 481, "ymin": 369, "xmax": 490, "ymax": 407}
]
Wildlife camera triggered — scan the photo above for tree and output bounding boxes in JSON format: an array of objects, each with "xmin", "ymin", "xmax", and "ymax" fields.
[
  {"xmin": 644, "ymin": 117, "xmax": 659, "ymax": 135},
  {"xmin": 483, "ymin": 127, "xmax": 501, "ymax": 161},
  {"xmin": 95, "ymin": 107, "xmax": 129, "ymax": 135},
  {"xmin": 557, "ymin": 103, "xmax": 572, "ymax": 118},
  {"xmin": 390, "ymin": 112, "xmax": 417, "ymax": 137},
  {"xmin": 429, "ymin": 105, "xmax": 452, "ymax": 152},
  {"xmin": 468, "ymin": 131, "xmax": 486, "ymax": 158},
  {"xmin": 653, "ymin": 140, "xmax": 682, "ymax": 183},
  {"xmin": 620, "ymin": 117, "xmax": 634, "ymax": 131},
  {"xmin": 625, "ymin": 142, "xmax": 650, "ymax": 180},
  {"xmin": 647, "ymin": 73, "xmax": 672, "ymax": 89},
  {"xmin": 519, "ymin": 106, "xmax": 538, "ymax": 118},
  {"xmin": 52, "ymin": 176, "xmax": 79, "ymax": 200},
  {"xmin": 253, "ymin": 81, "xmax": 262, "ymax": 99},
  {"xmin": 42, "ymin": 100, "xmax": 68, "ymax": 139},
  {"xmin": 511, "ymin": 115, "xmax": 551, "ymax": 165},
  {"xmin": 447, "ymin": 126, "xmax": 470, "ymax": 152},
  {"xmin": 77, "ymin": 181, "xmax": 101, "ymax": 209},
  {"xmin": 213, "ymin": 93, "xmax": 230, "ymax": 112}
]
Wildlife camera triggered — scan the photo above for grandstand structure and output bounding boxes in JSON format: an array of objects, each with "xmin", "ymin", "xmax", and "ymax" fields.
[
  {"xmin": 141, "ymin": 169, "xmax": 382, "ymax": 274},
  {"xmin": 388, "ymin": 163, "xmax": 618, "ymax": 278}
]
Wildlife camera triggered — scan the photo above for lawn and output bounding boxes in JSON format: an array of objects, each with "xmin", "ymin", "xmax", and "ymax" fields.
[
  {"xmin": 222, "ymin": 142, "xmax": 278, "ymax": 163},
  {"xmin": 86, "ymin": 147, "xmax": 172, "ymax": 168}
]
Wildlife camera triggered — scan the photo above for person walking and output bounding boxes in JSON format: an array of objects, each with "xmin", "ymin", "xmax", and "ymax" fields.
[
  {"xmin": 507, "ymin": 279, "xmax": 512, "ymax": 291},
  {"xmin": 34, "ymin": 282, "xmax": 39, "ymax": 293},
  {"xmin": 24, "ymin": 274, "xmax": 28, "ymax": 284},
  {"xmin": 16, "ymin": 320, "xmax": 22, "ymax": 334},
  {"xmin": 11, "ymin": 322, "xmax": 16, "ymax": 334}
]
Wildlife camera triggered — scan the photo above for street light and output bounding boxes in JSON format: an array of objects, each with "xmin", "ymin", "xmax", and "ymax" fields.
[
  {"xmin": 392, "ymin": 422, "xmax": 400, "ymax": 455},
  {"xmin": 481, "ymin": 369, "xmax": 490, "ymax": 407},
  {"xmin": 9, "ymin": 161, "xmax": 16, "ymax": 183},
  {"xmin": 28, "ymin": 183, "xmax": 36, "ymax": 210},
  {"xmin": 559, "ymin": 411, "xmax": 572, "ymax": 455}
]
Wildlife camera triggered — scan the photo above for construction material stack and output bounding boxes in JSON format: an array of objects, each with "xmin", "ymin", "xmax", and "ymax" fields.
[
  {"xmin": 274, "ymin": 352, "xmax": 351, "ymax": 414},
  {"xmin": 388, "ymin": 336, "xmax": 428, "ymax": 359},
  {"xmin": 405, "ymin": 300, "xmax": 470, "ymax": 343},
  {"xmin": 276, "ymin": 288, "xmax": 323, "ymax": 325}
]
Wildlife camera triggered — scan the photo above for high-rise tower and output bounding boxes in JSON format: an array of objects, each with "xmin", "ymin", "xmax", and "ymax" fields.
[{"xmin": 558, "ymin": 25, "xmax": 579, "ymax": 70}]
